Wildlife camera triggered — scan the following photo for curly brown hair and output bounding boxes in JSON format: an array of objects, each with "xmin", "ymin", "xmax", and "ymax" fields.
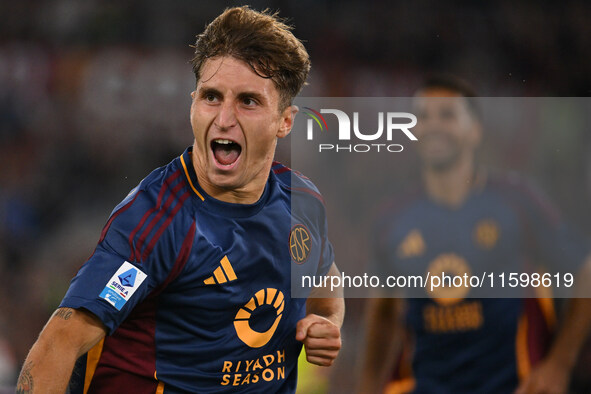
[{"xmin": 190, "ymin": 6, "xmax": 311, "ymax": 110}]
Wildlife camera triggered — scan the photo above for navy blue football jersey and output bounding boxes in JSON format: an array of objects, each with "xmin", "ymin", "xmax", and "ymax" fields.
[
  {"xmin": 60, "ymin": 147, "xmax": 334, "ymax": 393},
  {"xmin": 372, "ymin": 172, "xmax": 589, "ymax": 393}
]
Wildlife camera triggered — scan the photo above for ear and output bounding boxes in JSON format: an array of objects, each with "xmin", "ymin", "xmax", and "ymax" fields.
[
  {"xmin": 277, "ymin": 105, "xmax": 299, "ymax": 139},
  {"xmin": 189, "ymin": 91, "xmax": 197, "ymax": 119}
]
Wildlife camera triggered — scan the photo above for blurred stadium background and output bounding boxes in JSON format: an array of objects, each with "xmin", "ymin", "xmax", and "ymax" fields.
[{"xmin": 1, "ymin": 0, "xmax": 591, "ymax": 392}]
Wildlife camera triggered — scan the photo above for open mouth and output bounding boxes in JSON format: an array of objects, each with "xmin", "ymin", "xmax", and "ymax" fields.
[{"xmin": 211, "ymin": 139, "xmax": 242, "ymax": 167}]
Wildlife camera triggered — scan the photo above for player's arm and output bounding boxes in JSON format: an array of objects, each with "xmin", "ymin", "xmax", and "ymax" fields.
[
  {"xmin": 296, "ymin": 262, "xmax": 344, "ymax": 366},
  {"xmin": 516, "ymin": 257, "xmax": 591, "ymax": 394},
  {"xmin": 357, "ymin": 297, "xmax": 404, "ymax": 394},
  {"xmin": 16, "ymin": 307, "xmax": 107, "ymax": 393}
]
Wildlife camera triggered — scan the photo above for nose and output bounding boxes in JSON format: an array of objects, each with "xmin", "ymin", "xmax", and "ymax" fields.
[{"xmin": 214, "ymin": 100, "xmax": 237, "ymax": 131}]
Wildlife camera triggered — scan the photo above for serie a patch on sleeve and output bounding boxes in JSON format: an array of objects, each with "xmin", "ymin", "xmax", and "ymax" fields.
[{"xmin": 99, "ymin": 261, "xmax": 148, "ymax": 311}]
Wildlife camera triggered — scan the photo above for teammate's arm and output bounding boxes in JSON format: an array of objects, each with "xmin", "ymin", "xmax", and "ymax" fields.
[
  {"xmin": 16, "ymin": 307, "xmax": 107, "ymax": 393},
  {"xmin": 357, "ymin": 297, "xmax": 404, "ymax": 394},
  {"xmin": 296, "ymin": 262, "xmax": 344, "ymax": 366},
  {"xmin": 516, "ymin": 257, "xmax": 591, "ymax": 394}
]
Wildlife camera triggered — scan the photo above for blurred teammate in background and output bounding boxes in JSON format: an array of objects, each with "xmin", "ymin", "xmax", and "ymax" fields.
[
  {"xmin": 17, "ymin": 6, "xmax": 343, "ymax": 393},
  {"xmin": 359, "ymin": 75, "xmax": 591, "ymax": 393}
]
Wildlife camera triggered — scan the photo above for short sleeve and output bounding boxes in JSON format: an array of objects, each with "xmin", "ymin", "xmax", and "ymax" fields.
[
  {"xmin": 316, "ymin": 212, "xmax": 335, "ymax": 276},
  {"xmin": 60, "ymin": 188, "xmax": 191, "ymax": 333},
  {"xmin": 514, "ymin": 179, "xmax": 590, "ymax": 274}
]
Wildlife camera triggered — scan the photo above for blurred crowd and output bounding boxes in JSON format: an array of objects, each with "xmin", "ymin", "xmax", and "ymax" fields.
[{"xmin": 1, "ymin": 0, "xmax": 591, "ymax": 390}]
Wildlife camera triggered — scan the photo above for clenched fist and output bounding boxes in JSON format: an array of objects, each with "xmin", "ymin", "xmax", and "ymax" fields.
[{"xmin": 296, "ymin": 314, "xmax": 342, "ymax": 366}]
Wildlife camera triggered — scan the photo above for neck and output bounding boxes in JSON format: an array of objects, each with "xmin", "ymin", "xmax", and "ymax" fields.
[
  {"xmin": 202, "ymin": 184, "xmax": 267, "ymax": 205},
  {"xmin": 423, "ymin": 154, "xmax": 476, "ymax": 208},
  {"xmin": 192, "ymin": 151, "xmax": 272, "ymax": 205}
]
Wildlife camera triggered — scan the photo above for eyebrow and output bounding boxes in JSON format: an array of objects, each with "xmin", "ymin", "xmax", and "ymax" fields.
[
  {"xmin": 237, "ymin": 91, "xmax": 266, "ymax": 105},
  {"xmin": 198, "ymin": 87, "xmax": 222, "ymax": 98},
  {"xmin": 198, "ymin": 86, "xmax": 267, "ymax": 105}
]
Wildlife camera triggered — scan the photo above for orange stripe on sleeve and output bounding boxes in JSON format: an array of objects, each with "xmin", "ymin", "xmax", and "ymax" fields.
[
  {"xmin": 384, "ymin": 377, "xmax": 416, "ymax": 394},
  {"xmin": 536, "ymin": 297, "xmax": 557, "ymax": 330},
  {"xmin": 515, "ymin": 314, "xmax": 531, "ymax": 381},
  {"xmin": 84, "ymin": 338, "xmax": 105, "ymax": 394}
]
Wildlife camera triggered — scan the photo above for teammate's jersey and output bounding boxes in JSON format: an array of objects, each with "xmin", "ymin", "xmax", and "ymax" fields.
[
  {"xmin": 60, "ymin": 147, "xmax": 334, "ymax": 393},
  {"xmin": 372, "ymin": 172, "xmax": 589, "ymax": 393}
]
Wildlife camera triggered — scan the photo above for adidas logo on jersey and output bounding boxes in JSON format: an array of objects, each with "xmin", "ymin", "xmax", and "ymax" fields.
[
  {"xmin": 397, "ymin": 229, "xmax": 426, "ymax": 258},
  {"xmin": 204, "ymin": 256, "xmax": 237, "ymax": 285}
]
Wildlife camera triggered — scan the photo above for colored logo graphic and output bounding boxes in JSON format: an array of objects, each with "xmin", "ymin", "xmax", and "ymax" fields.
[
  {"xmin": 303, "ymin": 107, "xmax": 417, "ymax": 153},
  {"xmin": 397, "ymin": 229, "xmax": 426, "ymax": 259},
  {"xmin": 302, "ymin": 107, "xmax": 328, "ymax": 131},
  {"xmin": 473, "ymin": 219, "xmax": 500, "ymax": 250},
  {"xmin": 289, "ymin": 224, "xmax": 311, "ymax": 264},
  {"xmin": 234, "ymin": 288, "xmax": 285, "ymax": 348},
  {"xmin": 118, "ymin": 268, "xmax": 137, "ymax": 287},
  {"xmin": 426, "ymin": 253, "xmax": 471, "ymax": 305},
  {"xmin": 99, "ymin": 261, "xmax": 147, "ymax": 311},
  {"xmin": 203, "ymin": 256, "xmax": 237, "ymax": 285}
]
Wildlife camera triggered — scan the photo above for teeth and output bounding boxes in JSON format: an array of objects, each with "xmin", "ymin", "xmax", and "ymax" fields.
[{"xmin": 214, "ymin": 139, "xmax": 234, "ymax": 145}]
